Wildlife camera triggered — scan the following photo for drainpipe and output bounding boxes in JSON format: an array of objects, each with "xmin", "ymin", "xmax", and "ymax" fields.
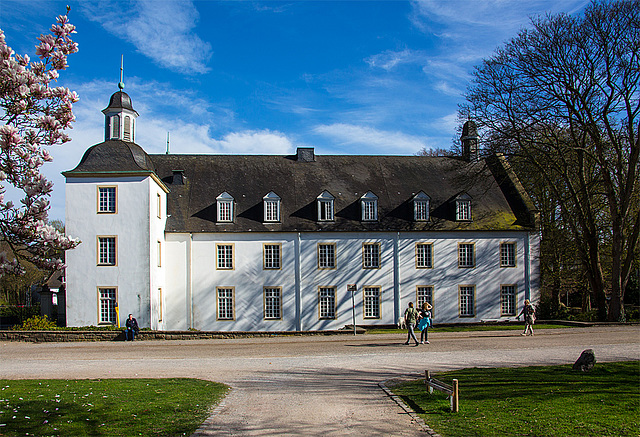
[
  {"xmin": 394, "ymin": 232, "xmax": 400, "ymax": 325},
  {"xmin": 295, "ymin": 232, "xmax": 302, "ymax": 331},
  {"xmin": 188, "ymin": 233, "xmax": 193, "ymax": 330},
  {"xmin": 524, "ymin": 233, "xmax": 531, "ymax": 302}
]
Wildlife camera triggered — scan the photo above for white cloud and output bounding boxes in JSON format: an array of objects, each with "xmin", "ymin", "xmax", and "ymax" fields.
[
  {"xmin": 214, "ymin": 130, "xmax": 294, "ymax": 154},
  {"xmin": 313, "ymin": 124, "xmax": 428, "ymax": 154},
  {"xmin": 365, "ymin": 49, "xmax": 429, "ymax": 71},
  {"xmin": 81, "ymin": 0, "xmax": 212, "ymax": 74}
]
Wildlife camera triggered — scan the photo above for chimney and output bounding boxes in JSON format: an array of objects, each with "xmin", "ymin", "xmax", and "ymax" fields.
[
  {"xmin": 461, "ymin": 120, "xmax": 479, "ymax": 162},
  {"xmin": 296, "ymin": 147, "xmax": 315, "ymax": 162},
  {"xmin": 172, "ymin": 170, "xmax": 185, "ymax": 185}
]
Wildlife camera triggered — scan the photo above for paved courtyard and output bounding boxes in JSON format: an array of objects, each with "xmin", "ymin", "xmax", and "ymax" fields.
[{"xmin": 1, "ymin": 326, "xmax": 638, "ymax": 435}]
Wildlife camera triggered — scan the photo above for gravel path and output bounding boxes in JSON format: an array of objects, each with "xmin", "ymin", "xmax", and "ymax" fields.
[{"xmin": 1, "ymin": 326, "xmax": 638, "ymax": 436}]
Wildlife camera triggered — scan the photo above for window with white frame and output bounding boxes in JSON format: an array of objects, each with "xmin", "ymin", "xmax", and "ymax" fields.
[
  {"xmin": 318, "ymin": 243, "xmax": 336, "ymax": 269},
  {"xmin": 459, "ymin": 285, "xmax": 475, "ymax": 317},
  {"xmin": 97, "ymin": 236, "xmax": 116, "ymax": 265},
  {"xmin": 500, "ymin": 242, "xmax": 517, "ymax": 267},
  {"xmin": 361, "ymin": 191, "xmax": 378, "ymax": 221},
  {"xmin": 362, "ymin": 243, "xmax": 380, "ymax": 269},
  {"xmin": 157, "ymin": 241, "xmax": 162, "ymax": 267},
  {"xmin": 317, "ymin": 191, "xmax": 335, "ymax": 221},
  {"xmin": 458, "ymin": 243, "xmax": 475, "ymax": 268},
  {"xmin": 216, "ymin": 287, "xmax": 235, "ymax": 320},
  {"xmin": 216, "ymin": 192, "xmax": 234, "ymax": 222},
  {"xmin": 123, "ymin": 115, "xmax": 132, "ymax": 141},
  {"xmin": 111, "ymin": 115, "xmax": 120, "ymax": 139},
  {"xmin": 455, "ymin": 193, "xmax": 472, "ymax": 221},
  {"xmin": 417, "ymin": 286, "xmax": 434, "ymax": 316},
  {"xmin": 413, "ymin": 191, "xmax": 430, "ymax": 221},
  {"xmin": 98, "ymin": 287, "xmax": 117, "ymax": 324},
  {"xmin": 158, "ymin": 288, "xmax": 163, "ymax": 322},
  {"xmin": 318, "ymin": 287, "xmax": 336, "ymax": 319},
  {"xmin": 415, "ymin": 243, "xmax": 433, "ymax": 268},
  {"xmin": 98, "ymin": 186, "xmax": 117, "ymax": 213},
  {"xmin": 263, "ymin": 244, "xmax": 281, "ymax": 270},
  {"xmin": 264, "ymin": 287, "xmax": 282, "ymax": 320},
  {"xmin": 263, "ymin": 191, "xmax": 281, "ymax": 222},
  {"xmin": 501, "ymin": 285, "xmax": 517, "ymax": 316},
  {"xmin": 363, "ymin": 286, "xmax": 381, "ymax": 319},
  {"xmin": 157, "ymin": 193, "xmax": 162, "ymax": 219},
  {"xmin": 216, "ymin": 244, "xmax": 234, "ymax": 270}
]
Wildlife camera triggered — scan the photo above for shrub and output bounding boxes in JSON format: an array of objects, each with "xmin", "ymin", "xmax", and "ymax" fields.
[{"xmin": 12, "ymin": 314, "xmax": 57, "ymax": 330}]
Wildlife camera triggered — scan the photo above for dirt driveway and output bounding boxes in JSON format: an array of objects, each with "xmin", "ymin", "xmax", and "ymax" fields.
[{"xmin": 1, "ymin": 326, "xmax": 638, "ymax": 436}]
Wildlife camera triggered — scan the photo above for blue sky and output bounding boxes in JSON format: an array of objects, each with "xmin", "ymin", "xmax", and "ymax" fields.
[{"xmin": 1, "ymin": 0, "xmax": 589, "ymax": 221}]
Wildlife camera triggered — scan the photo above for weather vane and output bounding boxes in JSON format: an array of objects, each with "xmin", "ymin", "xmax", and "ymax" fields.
[{"xmin": 118, "ymin": 55, "xmax": 125, "ymax": 90}]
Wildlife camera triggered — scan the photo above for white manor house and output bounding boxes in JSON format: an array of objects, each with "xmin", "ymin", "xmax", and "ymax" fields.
[{"xmin": 64, "ymin": 87, "xmax": 540, "ymax": 331}]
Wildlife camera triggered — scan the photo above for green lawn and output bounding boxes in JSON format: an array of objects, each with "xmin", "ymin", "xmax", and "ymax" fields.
[
  {"xmin": 391, "ymin": 361, "xmax": 640, "ymax": 437},
  {"xmin": 366, "ymin": 323, "xmax": 565, "ymax": 335},
  {"xmin": 0, "ymin": 378, "xmax": 229, "ymax": 436}
]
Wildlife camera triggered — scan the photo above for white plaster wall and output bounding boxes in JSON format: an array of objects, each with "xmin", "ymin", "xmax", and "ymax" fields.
[
  {"xmin": 164, "ymin": 234, "xmax": 189, "ymax": 330},
  {"xmin": 65, "ymin": 176, "xmax": 153, "ymax": 328},
  {"xmin": 149, "ymin": 182, "xmax": 167, "ymax": 330}
]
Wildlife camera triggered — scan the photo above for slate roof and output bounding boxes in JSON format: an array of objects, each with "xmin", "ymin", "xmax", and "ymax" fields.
[
  {"xmin": 149, "ymin": 151, "xmax": 538, "ymax": 233},
  {"xmin": 64, "ymin": 140, "xmax": 155, "ymax": 174}
]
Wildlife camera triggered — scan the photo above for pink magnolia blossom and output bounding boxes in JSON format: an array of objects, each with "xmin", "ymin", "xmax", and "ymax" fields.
[{"xmin": 0, "ymin": 9, "xmax": 80, "ymax": 276}]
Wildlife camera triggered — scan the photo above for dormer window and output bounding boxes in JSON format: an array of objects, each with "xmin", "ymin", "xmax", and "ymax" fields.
[
  {"xmin": 217, "ymin": 192, "xmax": 234, "ymax": 223},
  {"xmin": 413, "ymin": 191, "xmax": 430, "ymax": 222},
  {"xmin": 317, "ymin": 190, "xmax": 335, "ymax": 221},
  {"xmin": 361, "ymin": 191, "xmax": 378, "ymax": 221},
  {"xmin": 455, "ymin": 193, "xmax": 472, "ymax": 221},
  {"xmin": 263, "ymin": 191, "xmax": 281, "ymax": 223}
]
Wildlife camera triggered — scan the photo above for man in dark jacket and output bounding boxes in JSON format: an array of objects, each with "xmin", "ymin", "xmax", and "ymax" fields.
[{"xmin": 125, "ymin": 314, "xmax": 139, "ymax": 341}]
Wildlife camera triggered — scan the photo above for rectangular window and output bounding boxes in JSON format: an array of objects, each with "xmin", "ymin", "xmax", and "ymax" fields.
[
  {"xmin": 501, "ymin": 285, "xmax": 517, "ymax": 316},
  {"xmin": 362, "ymin": 243, "xmax": 381, "ymax": 269},
  {"xmin": 97, "ymin": 236, "xmax": 116, "ymax": 266},
  {"xmin": 362, "ymin": 200, "xmax": 377, "ymax": 221},
  {"xmin": 216, "ymin": 287, "xmax": 235, "ymax": 320},
  {"xmin": 458, "ymin": 243, "xmax": 475, "ymax": 268},
  {"xmin": 98, "ymin": 186, "xmax": 116, "ymax": 213},
  {"xmin": 318, "ymin": 287, "xmax": 336, "ymax": 319},
  {"xmin": 414, "ymin": 200, "xmax": 429, "ymax": 221},
  {"xmin": 500, "ymin": 242, "xmax": 517, "ymax": 267},
  {"xmin": 157, "ymin": 241, "xmax": 162, "ymax": 267},
  {"xmin": 218, "ymin": 201, "xmax": 233, "ymax": 222},
  {"xmin": 417, "ymin": 286, "xmax": 434, "ymax": 316},
  {"xmin": 264, "ymin": 200, "xmax": 280, "ymax": 222},
  {"xmin": 318, "ymin": 243, "xmax": 336, "ymax": 269},
  {"xmin": 98, "ymin": 288, "xmax": 117, "ymax": 324},
  {"xmin": 263, "ymin": 244, "xmax": 282, "ymax": 270},
  {"xmin": 456, "ymin": 200, "xmax": 471, "ymax": 221},
  {"xmin": 363, "ymin": 286, "xmax": 381, "ymax": 319},
  {"xmin": 158, "ymin": 288, "xmax": 163, "ymax": 322},
  {"xmin": 264, "ymin": 287, "xmax": 282, "ymax": 320},
  {"xmin": 157, "ymin": 193, "xmax": 162, "ymax": 219},
  {"xmin": 415, "ymin": 243, "xmax": 433, "ymax": 268},
  {"xmin": 318, "ymin": 200, "xmax": 334, "ymax": 221},
  {"xmin": 459, "ymin": 285, "xmax": 475, "ymax": 317},
  {"xmin": 216, "ymin": 244, "xmax": 234, "ymax": 270}
]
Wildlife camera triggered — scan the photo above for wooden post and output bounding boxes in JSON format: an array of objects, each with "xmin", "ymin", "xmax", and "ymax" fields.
[
  {"xmin": 452, "ymin": 379, "xmax": 459, "ymax": 413},
  {"xmin": 425, "ymin": 370, "xmax": 433, "ymax": 394}
]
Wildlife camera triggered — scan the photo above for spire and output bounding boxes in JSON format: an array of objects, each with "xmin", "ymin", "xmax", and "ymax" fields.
[{"xmin": 102, "ymin": 56, "xmax": 139, "ymax": 142}]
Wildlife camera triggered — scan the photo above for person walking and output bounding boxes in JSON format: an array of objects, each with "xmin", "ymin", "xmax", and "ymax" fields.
[
  {"xmin": 404, "ymin": 302, "xmax": 420, "ymax": 346},
  {"xmin": 125, "ymin": 313, "xmax": 139, "ymax": 341},
  {"xmin": 518, "ymin": 300, "xmax": 536, "ymax": 336},
  {"xmin": 418, "ymin": 302, "xmax": 433, "ymax": 344}
]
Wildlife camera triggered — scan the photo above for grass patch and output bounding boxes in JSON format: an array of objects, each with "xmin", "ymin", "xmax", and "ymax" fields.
[
  {"xmin": 0, "ymin": 378, "xmax": 229, "ymax": 436},
  {"xmin": 366, "ymin": 323, "xmax": 565, "ymax": 335},
  {"xmin": 391, "ymin": 361, "xmax": 640, "ymax": 437}
]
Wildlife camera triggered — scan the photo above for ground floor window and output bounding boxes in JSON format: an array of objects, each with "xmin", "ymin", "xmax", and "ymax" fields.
[
  {"xmin": 318, "ymin": 287, "xmax": 336, "ymax": 319},
  {"xmin": 459, "ymin": 285, "xmax": 475, "ymax": 317},
  {"xmin": 98, "ymin": 287, "xmax": 117, "ymax": 324},
  {"xmin": 264, "ymin": 287, "xmax": 282, "ymax": 320},
  {"xmin": 417, "ymin": 285, "xmax": 434, "ymax": 316},
  {"xmin": 363, "ymin": 286, "xmax": 381, "ymax": 319},
  {"xmin": 217, "ymin": 287, "xmax": 235, "ymax": 320},
  {"xmin": 500, "ymin": 285, "xmax": 517, "ymax": 316}
]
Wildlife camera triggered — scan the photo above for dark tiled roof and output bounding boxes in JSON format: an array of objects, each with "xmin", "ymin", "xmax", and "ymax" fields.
[
  {"xmin": 64, "ymin": 140, "xmax": 155, "ymax": 174},
  {"xmin": 103, "ymin": 91, "xmax": 138, "ymax": 114},
  {"xmin": 150, "ymin": 152, "xmax": 537, "ymax": 233}
]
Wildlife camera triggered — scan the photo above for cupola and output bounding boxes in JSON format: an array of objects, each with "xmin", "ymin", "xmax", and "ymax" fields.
[
  {"xmin": 461, "ymin": 120, "xmax": 479, "ymax": 162},
  {"xmin": 102, "ymin": 60, "xmax": 139, "ymax": 142}
]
